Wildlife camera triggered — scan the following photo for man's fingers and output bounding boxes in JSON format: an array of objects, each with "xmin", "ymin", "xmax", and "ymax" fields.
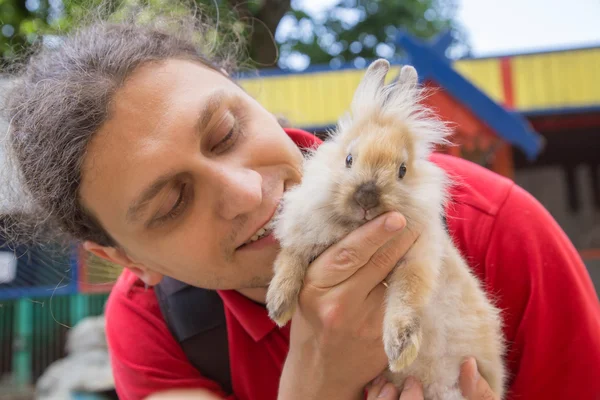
[
  {"xmin": 305, "ymin": 212, "xmax": 406, "ymax": 288},
  {"xmin": 366, "ymin": 375, "xmax": 388, "ymax": 400},
  {"xmin": 459, "ymin": 357, "xmax": 498, "ymax": 400},
  {"xmin": 366, "ymin": 376, "xmax": 401, "ymax": 400},
  {"xmin": 369, "ymin": 359, "xmax": 498, "ymax": 400},
  {"xmin": 399, "ymin": 377, "xmax": 424, "ymax": 400},
  {"xmin": 352, "ymin": 223, "xmax": 420, "ymax": 299}
]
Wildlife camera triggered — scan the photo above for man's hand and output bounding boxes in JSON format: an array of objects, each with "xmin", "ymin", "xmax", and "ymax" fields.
[
  {"xmin": 278, "ymin": 211, "xmax": 420, "ymax": 400},
  {"xmin": 366, "ymin": 357, "xmax": 500, "ymax": 400}
]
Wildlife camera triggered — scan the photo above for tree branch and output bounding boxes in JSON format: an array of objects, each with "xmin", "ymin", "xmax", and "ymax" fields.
[
  {"xmin": 227, "ymin": 0, "xmax": 252, "ymax": 19},
  {"xmin": 256, "ymin": 0, "xmax": 291, "ymax": 34},
  {"xmin": 248, "ymin": 0, "xmax": 291, "ymax": 67}
]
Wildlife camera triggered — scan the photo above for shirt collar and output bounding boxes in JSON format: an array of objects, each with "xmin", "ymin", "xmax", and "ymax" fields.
[
  {"xmin": 217, "ymin": 289, "xmax": 276, "ymax": 342},
  {"xmin": 283, "ymin": 127, "xmax": 322, "ymax": 150}
]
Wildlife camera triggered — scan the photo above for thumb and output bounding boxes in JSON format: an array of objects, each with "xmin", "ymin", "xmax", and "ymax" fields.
[
  {"xmin": 304, "ymin": 212, "xmax": 406, "ymax": 288},
  {"xmin": 399, "ymin": 377, "xmax": 424, "ymax": 400},
  {"xmin": 459, "ymin": 357, "xmax": 498, "ymax": 400},
  {"xmin": 366, "ymin": 376, "xmax": 401, "ymax": 400}
]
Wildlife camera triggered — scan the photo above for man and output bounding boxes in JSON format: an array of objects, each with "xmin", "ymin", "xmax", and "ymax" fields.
[
  {"xmin": 6, "ymin": 20, "xmax": 599, "ymax": 400},
  {"xmin": 95, "ymin": 60, "xmax": 600, "ymax": 399}
]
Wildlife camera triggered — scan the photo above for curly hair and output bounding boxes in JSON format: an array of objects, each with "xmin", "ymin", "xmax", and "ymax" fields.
[{"xmin": 1, "ymin": 1, "xmax": 247, "ymax": 248}]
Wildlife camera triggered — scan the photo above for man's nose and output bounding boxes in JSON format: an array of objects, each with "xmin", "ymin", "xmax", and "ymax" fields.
[{"xmin": 215, "ymin": 166, "xmax": 263, "ymax": 220}]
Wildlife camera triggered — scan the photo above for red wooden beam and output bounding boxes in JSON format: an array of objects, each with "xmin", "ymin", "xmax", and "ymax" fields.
[
  {"xmin": 500, "ymin": 57, "xmax": 515, "ymax": 108},
  {"xmin": 421, "ymin": 80, "xmax": 497, "ymax": 148}
]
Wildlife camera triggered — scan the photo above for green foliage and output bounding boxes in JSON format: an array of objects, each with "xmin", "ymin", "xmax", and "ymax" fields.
[
  {"xmin": 278, "ymin": 0, "xmax": 464, "ymax": 69},
  {"xmin": 0, "ymin": 0, "xmax": 250, "ymax": 68},
  {"xmin": 0, "ymin": 0, "xmax": 49, "ymax": 61},
  {"xmin": 0, "ymin": 0, "xmax": 463, "ymax": 69}
]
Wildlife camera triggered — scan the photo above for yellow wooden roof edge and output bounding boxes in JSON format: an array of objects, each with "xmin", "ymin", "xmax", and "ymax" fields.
[{"xmin": 237, "ymin": 44, "xmax": 600, "ymax": 128}]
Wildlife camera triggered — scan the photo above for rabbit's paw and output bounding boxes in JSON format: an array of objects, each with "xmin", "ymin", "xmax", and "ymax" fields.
[
  {"xmin": 384, "ymin": 315, "xmax": 422, "ymax": 372},
  {"xmin": 266, "ymin": 274, "xmax": 299, "ymax": 327}
]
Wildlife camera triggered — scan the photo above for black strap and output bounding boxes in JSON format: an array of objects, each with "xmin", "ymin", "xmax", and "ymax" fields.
[{"xmin": 154, "ymin": 277, "xmax": 232, "ymax": 394}]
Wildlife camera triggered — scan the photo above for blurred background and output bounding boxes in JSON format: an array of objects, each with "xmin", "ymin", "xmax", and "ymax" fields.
[{"xmin": 0, "ymin": 0, "xmax": 599, "ymax": 398}]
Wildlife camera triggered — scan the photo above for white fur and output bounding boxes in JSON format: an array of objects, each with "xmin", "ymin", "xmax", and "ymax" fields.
[{"xmin": 266, "ymin": 59, "xmax": 506, "ymax": 399}]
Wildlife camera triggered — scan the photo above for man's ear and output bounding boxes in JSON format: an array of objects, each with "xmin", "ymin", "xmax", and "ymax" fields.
[{"xmin": 82, "ymin": 241, "xmax": 163, "ymax": 286}]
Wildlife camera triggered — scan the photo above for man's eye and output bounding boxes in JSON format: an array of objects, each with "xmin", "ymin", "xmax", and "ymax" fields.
[
  {"xmin": 211, "ymin": 124, "xmax": 240, "ymax": 154},
  {"xmin": 219, "ymin": 128, "xmax": 234, "ymax": 147},
  {"xmin": 150, "ymin": 183, "xmax": 189, "ymax": 227}
]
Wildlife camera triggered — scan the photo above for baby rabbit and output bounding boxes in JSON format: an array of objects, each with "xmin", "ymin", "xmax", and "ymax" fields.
[{"xmin": 266, "ymin": 59, "xmax": 506, "ymax": 399}]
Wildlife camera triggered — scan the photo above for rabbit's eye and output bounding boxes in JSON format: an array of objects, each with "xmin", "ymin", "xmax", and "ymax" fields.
[
  {"xmin": 346, "ymin": 154, "xmax": 353, "ymax": 168},
  {"xmin": 398, "ymin": 162, "xmax": 407, "ymax": 179}
]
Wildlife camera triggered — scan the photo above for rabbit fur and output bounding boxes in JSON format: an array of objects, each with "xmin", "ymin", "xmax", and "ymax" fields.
[{"xmin": 266, "ymin": 59, "xmax": 506, "ymax": 400}]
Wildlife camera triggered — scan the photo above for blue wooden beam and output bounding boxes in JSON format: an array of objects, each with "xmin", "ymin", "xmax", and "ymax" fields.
[
  {"xmin": 0, "ymin": 285, "xmax": 77, "ymax": 300},
  {"xmin": 394, "ymin": 31, "xmax": 545, "ymax": 160},
  {"xmin": 430, "ymin": 30, "xmax": 454, "ymax": 61}
]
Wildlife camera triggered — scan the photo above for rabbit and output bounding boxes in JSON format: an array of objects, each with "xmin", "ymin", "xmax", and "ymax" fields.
[{"xmin": 265, "ymin": 59, "xmax": 507, "ymax": 400}]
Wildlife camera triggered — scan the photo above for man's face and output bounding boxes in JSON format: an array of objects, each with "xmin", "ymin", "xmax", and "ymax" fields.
[{"xmin": 80, "ymin": 59, "xmax": 304, "ymax": 290}]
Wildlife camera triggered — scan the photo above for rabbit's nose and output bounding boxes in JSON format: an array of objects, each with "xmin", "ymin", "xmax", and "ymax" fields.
[{"xmin": 353, "ymin": 181, "xmax": 380, "ymax": 210}]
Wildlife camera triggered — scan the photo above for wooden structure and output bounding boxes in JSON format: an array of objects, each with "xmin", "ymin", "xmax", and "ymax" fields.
[
  {"xmin": 236, "ymin": 34, "xmax": 600, "ymax": 281},
  {"xmin": 238, "ymin": 35, "xmax": 600, "ymax": 181}
]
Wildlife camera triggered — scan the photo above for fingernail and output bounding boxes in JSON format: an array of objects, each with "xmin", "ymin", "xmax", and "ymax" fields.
[
  {"xmin": 403, "ymin": 376, "xmax": 416, "ymax": 390},
  {"xmin": 461, "ymin": 357, "xmax": 470, "ymax": 366},
  {"xmin": 373, "ymin": 374, "xmax": 385, "ymax": 386},
  {"xmin": 471, "ymin": 358, "xmax": 480, "ymax": 383},
  {"xmin": 462, "ymin": 357, "xmax": 480, "ymax": 384},
  {"xmin": 378, "ymin": 383, "xmax": 393, "ymax": 398},
  {"xmin": 385, "ymin": 213, "xmax": 405, "ymax": 232}
]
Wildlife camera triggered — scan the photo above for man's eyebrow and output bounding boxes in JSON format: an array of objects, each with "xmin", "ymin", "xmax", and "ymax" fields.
[
  {"xmin": 198, "ymin": 90, "xmax": 227, "ymax": 132},
  {"xmin": 126, "ymin": 172, "xmax": 178, "ymax": 223}
]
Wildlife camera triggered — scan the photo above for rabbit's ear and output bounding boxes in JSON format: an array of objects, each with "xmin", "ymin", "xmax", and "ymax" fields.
[
  {"xmin": 397, "ymin": 65, "xmax": 418, "ymax": 88},
  {"xmin": 384, "ymin": 65, "xmax": 419, "ymax": 108},
  {"xmin": 350, "ymin": 59, "xmax": 390, "ymax": 115}
]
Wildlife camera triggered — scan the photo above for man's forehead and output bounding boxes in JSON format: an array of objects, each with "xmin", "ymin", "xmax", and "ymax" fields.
[
  {"xmin": 104, "ymin": 62, "xmax": 234, "ymax": 143},
  {"xmin": 81, "ymin": 61, "xmax": 237, "ymax": 230},
  {"xmin": 114, "ymin": 60, "xmax": 220, "ymax": 106}
]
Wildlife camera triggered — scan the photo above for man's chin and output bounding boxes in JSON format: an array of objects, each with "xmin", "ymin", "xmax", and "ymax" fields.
[
  {"xmin": 245, "ymin": 273, "xmax": 273, "ymax": 289},
  {"xmin": 236, "ymin": 284, "xmax": 270, "ymax": 304}
]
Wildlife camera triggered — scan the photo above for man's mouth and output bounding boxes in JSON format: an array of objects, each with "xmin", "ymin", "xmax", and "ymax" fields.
[
  {"xmin": 238, "ymin": 206, "xmax": 280, "ymax": 249},
  {"xmin": 244, "ymin": 217, "xmax": 275, "ymax": 245}
]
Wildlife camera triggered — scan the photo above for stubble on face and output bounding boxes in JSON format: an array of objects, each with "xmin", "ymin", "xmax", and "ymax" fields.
[{"xmin": 80, "ymin": 59, "xmax": 304, "ymax": 295}]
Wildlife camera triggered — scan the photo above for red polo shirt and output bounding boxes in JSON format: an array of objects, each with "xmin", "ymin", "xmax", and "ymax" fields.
[{"xmin": 105, "ymin": 128, "xmax": 600, "ymax": 400}]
